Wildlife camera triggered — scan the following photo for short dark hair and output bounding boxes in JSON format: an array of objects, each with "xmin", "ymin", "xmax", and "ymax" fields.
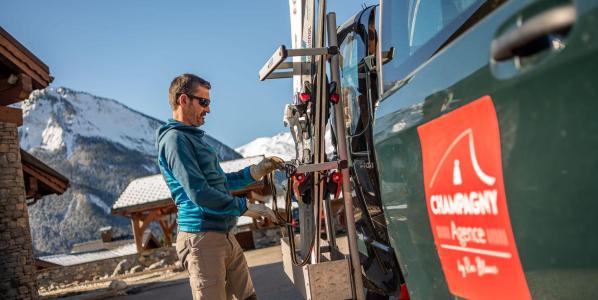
[{"xmin": 168, "ymin": 73, "xmax": 211, "ymax": 109}]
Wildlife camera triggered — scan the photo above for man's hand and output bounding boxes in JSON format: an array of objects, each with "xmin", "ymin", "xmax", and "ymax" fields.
[
  {"xmin": 243, "ymin": 202, "xmax": 278, "ymax": 221},
  {"xmin": 250, "ymin": 156, "xmax": 285, "ymax": 180}
]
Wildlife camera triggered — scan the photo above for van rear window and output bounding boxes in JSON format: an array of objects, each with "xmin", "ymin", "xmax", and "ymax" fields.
[{"xmin": 381, "ymin": 0, "xmax": 485, "ymax": 93}]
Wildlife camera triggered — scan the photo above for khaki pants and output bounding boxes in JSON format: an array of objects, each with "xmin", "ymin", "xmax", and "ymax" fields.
[{"xmin": 176, "ymin": 231, "xmax": 256, "ymax": 300}]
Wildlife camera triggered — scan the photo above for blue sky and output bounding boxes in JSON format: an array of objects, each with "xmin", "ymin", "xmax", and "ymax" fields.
[{"xmin": 1, "ymin": 1, "xmax": 375, "ymax": 148}]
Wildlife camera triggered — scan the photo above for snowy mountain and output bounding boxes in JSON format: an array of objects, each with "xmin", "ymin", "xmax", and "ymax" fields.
[
  {"xmin": 236, "ymin": 132, "xmax": 297, "ymax": 161},
  {"xmin": 20, "ymin": 87, "xmax": 241, "ymax": 255},
  {"xmin": 20, "ymin": 87, "xmax": 240, "ymax": 160},
  {"xmin": 235, "ymin": 129, "xmax": 335, "ymax": 161}
]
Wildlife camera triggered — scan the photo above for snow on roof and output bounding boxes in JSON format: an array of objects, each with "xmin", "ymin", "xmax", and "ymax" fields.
[
  {"xmin": 112, "ymin": 155, "xmax": 264, "ymax": 211},
  {"xmin": 38, "ymin": 243, "xmax": 138, "ymax": 267},
  {"xmin": 112, "ymin": 174, "xmax": 170, "ymax": 211}
]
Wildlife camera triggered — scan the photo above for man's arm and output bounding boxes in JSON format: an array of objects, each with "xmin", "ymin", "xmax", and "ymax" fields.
[
  {"xmin": 225, "ymin": 167, "xmax": 256, "ymax": 191},
  {"xmin": 165, "ymin": 134, "xmax": 247, "ymax": 216}
]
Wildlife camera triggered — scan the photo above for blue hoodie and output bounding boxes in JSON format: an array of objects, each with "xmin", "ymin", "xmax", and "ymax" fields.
[{"xmin": 156, "ymin": 119, "xmax": 253, "ymax": 233}]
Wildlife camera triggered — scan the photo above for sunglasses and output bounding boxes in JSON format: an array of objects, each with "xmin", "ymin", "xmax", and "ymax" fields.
[{"xmin": 178, "ymin": 93, "xmax": 210, "ymax": 107}]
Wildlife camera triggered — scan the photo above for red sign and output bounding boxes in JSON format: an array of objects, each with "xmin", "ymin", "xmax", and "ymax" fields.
[{"xmin": 417, "ymin": 96, "xmax": 530, "ymax": 300}]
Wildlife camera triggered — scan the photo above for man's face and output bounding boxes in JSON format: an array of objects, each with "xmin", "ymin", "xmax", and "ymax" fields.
[{"xmin": 182, "ymin": 86, "xmax": 211, "ymax": 127}]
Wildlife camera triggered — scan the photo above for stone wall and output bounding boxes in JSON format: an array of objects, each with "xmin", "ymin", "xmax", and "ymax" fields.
[
  {"xmin": 0, "ymin": 122, "xmax": 38, "ymax": 299},
  {"xmin": 36, "ymin": 246, "xmax": 177, "ymax": 288}
]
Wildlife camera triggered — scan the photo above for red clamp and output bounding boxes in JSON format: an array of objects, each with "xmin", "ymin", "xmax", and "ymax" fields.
[
  {"xmin": 292, "ymin": 173, "xmax": 306, "ymax": 202},
  {"xmin": 329, "ymin": 93, "xmax": 340, "ymax": 104},
  {"xmin": 330, "ymin": 171, "xmax": 342, "ymax": 199},
  {"xmin": 293, "ymin": 173, "xmax": 306, "ymax": 184}
]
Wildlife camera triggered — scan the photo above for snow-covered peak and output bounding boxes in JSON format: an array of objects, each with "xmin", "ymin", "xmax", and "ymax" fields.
[
  {"xmin": 235, "ymin": 129, "xmax": 335, "ymax": 161},
  {"xmin": 236, "ymin": 132, "xmax": 296, "ymax": 161},
  {"xmin": 20, "ymin": 87, "xmax": 163, "ymax": 156}
]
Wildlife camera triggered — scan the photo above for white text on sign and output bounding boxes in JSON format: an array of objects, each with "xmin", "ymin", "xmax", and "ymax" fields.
[{"xmin": 430, "ymin": 189, "xmax": 498, "ymax": 215}]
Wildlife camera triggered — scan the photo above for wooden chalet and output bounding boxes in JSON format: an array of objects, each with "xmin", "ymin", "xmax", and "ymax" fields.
[
  {"xmin": 0, "ymin": 26, "xmax": 68, "ymax": 201},
  {"xmin": 1, "ymin": 25, "xmax": 68, "ymax": 298},
  {"xmin": 112, "ymin": 155, "xmax": 272, "ymax": 253}
]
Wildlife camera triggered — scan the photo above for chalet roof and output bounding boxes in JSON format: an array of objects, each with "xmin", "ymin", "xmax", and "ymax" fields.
[
  {"xmin": 1, "ymin": 26, "xmax": 52, "ymax": 126},
  {"xmin": 20, "ymin": 149, "xmax": 69, "ymax": 183},
  {"xmin": 0, "ymin": 26, "xmax": 52, "ymax": 107},
  {"xmin": 112, "ymin": 155, "xmax": 264, "ymax": 213},
  {"xmin": 34, "ymin": 258, "xmax": 60, "ymax": 270},
  {"xmin": 38, "ymin": 243, "xmax": 138, "ymax": 267},
  {"xmin": 112, "ymin": 173, "xmax": 170, "ymax": 212},
  {"xmin": 20, "ymin": 148, "xmax": 69, "ymax": 204},
  {"xmin": 70, "ymin": 238, "xmax": 136, "ymax": 254}
]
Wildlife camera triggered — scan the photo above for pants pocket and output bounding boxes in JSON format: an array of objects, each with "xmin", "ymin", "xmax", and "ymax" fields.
[
  {"xmin": 176, "ymin": 232, "xmax": 206, "ymax": 270},
  {"xmin": 176, "ymin": 241, "xmax": 190, "ymax": 270}
]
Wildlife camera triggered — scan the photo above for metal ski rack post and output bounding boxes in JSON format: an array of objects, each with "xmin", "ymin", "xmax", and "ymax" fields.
[
  {"xmin": 326, "ymin": 12, "xmax": 365, "ymax": 299},
  {"xmin": 258, "ymin": 1, "xmax": 365, "ymax": 299}
]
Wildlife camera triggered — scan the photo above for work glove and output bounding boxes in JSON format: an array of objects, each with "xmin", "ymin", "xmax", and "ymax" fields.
[
  {"xmin": 243, "ymin": 202, "xmax": 278, "ymax": 221},
  {"xmin": 250, "ymin": 156, "xmax": 285, "ymax": 180}
]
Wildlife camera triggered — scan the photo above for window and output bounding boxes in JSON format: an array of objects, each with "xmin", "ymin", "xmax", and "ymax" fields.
[
  {"xmin": 340, "ymin": 33, "xmax": 365, "ymax": 134},
  {"xmin": 381, "ymin": 0, "xmax": 485, "ymax": 92}
]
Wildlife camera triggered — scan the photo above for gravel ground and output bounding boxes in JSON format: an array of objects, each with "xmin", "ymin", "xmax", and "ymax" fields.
[
  {"xmin": 46, "ymin": 244, "xmax": 303, "ymax": 300},
  {"xmin": 44, "ymin": 236, "xmax": 350, "ymax": 299}
]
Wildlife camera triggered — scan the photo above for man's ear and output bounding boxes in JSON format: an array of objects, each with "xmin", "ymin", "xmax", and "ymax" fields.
[{"xmin": 178, "ymin": 93, "xmax": 188, "ymax": 106}]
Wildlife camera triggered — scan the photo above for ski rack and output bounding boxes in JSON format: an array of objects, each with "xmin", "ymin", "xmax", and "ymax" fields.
[
  {"xmin": 258, "ymin": 4, "xmax": 365, "ymax": 300},
  {"xmin": 291, "ymin": 160, "xmax": 347, "ymax": 174},
  {"xmin": 258, "ymin": 46, "xmax": 338, "ymax": 81}
]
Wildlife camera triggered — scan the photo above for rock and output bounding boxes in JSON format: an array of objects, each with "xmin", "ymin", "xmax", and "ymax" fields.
[
  {"xmin": 147, "ymin": 259, "xmax": 166, "ymax": 270},
  {"xmin": 130, "ymin": 265, "xmax": 144, "ymax": 273},
  {"xmin": 112, "ymin": 259, "xmax": 131, "ymax": 277},
  {"xmin": 108, "ymin": 279, "xmax": 127, "ymax": 291},
  {"xmin": 173, "ymin": 260, "xmax": 184, "ymax": 272}
]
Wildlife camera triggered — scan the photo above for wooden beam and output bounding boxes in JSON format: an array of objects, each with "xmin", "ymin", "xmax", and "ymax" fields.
[
  {"xmin": 21, "ymin": 164, "xmax": 67, "ymax": 194},
  {"xmin": 161, "ymin": 205, "xmax": 177, "ymax": 215},
  {"xmin": 0, "ymin": 29, "xmax": 51, "ymax": 88},
  {"xmin": 169, "ymin": 218, "xmax": 177, "ymax": 232},
  {"xmin": 111, "ymin": 200, "xmax": 174, "ymax": 216},
  {"xmin": 0, "ymin": 106, "xmax": 22, "ymax": 126},
  {"xmin": 231, "ymin": 181, "xmax": 265, "ymax": 196},
  {"xmin": 158, "ymin": 220, "xmax": 172, "ymax": 246},
  {"xmin": 26, "ymin": 176, "xmax": 38, "ymax": 199},
  {"xmin": 0, "ymin": 74, "xmax": 32, "ymax": 106},
  {"xmin": 131, "ymin": 213, "xmax": 143, "ymax": 253},
  {"xmin": 139, "ymin": 209, "xmax": 161, "ymax": 234}
]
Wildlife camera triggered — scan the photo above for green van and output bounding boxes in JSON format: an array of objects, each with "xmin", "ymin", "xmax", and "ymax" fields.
[{"xmin": 337, "ymin": 0, "xmax": 598, "ymax": 299}]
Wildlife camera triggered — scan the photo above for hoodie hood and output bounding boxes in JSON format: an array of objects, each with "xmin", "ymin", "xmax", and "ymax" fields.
[{"xmin": 156, "ymin": 118, "xmax": 204, "ymax": 148}]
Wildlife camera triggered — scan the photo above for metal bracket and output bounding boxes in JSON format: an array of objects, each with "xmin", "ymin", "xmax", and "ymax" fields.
[
  {"xmin": 292, "ymin": 160, "xmax": 347, "ymax": 174},
  {"xmin": 259, "ymin": 45, "xmax": 339, "ymax": 81}
]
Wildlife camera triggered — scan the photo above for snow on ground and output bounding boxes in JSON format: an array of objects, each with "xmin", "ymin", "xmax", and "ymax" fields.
[{"xmin": 87, "ymin": 194, "xmax": 112, "ymax": 215}]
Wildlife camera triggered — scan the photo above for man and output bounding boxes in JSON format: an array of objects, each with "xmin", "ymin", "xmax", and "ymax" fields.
[{"xmin": 156, "ymin": 73, "xmax": 283, "ymax": 300}]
